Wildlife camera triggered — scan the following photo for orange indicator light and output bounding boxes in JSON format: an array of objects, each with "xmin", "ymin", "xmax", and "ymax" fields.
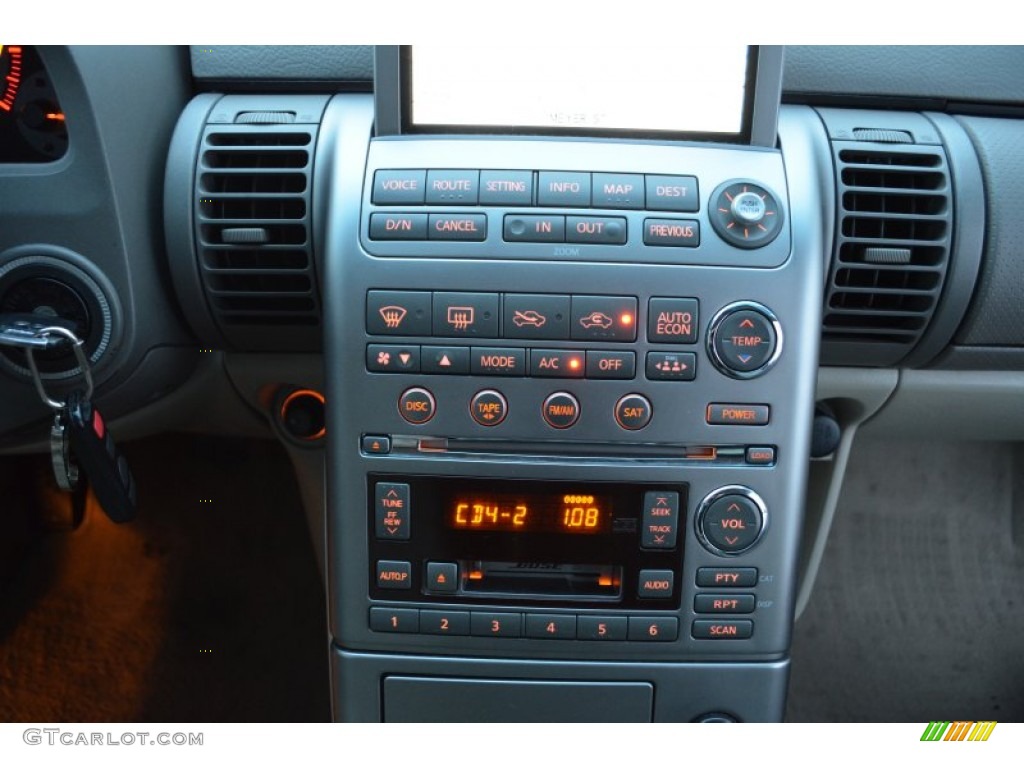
[{"xmin": 620, "ymin": 313, "xmax": 633, "ymax": 326}]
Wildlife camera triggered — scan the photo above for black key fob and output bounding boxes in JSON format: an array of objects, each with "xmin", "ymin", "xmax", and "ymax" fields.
[{"xmin": 64, "ymin": 390, "xmax": 137, "ymax": 523}]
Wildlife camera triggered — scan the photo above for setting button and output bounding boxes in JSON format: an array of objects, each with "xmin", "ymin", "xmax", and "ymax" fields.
[
  {"xmin": 697, "ymin": 489, "xmax": 766, "ymax": 556},
  {"xmin": 593, "ymin": 173, "xmax": 644, "ymax": 209},
  {"xmin": 692, "ymin": 620, "xmax": 754, "ymax": 640},
  {"xmin": 479, "ymin": 170, "xmax": 533, "ymax": 206},
  {"xmin": 641, "ymin": 490, "xmax": 679, "ymax": 549},
  {"xmin": 433, "ymin": 292, "xmax": 499, "ymax": 338},
  {"xmin": 375, "ymin": 482, "xmax": 410, "ymax": 540},
  {"xmin": 614, "ymin": 394, "xmax": 652, "ymax": 431},
  {"xmin": 369, "ymin": 212, "xmax": 428, "ymax": 240},
  {"xmin": 428, "ymin": 213, "xmax": 487, "ymax": 241},
  {"xmin": 470, "ymin": 389, "xmax": 508, "ymax": 427},
  {"xmin": 571, "ymin": 295, "xmax": 637, "ymax": 342},
  {"xmin": 504, "ymin": 294, "xmax": 571, "ymax": 340},
  {"xmin": 566, "ymin": 216, "xmax": 627, "ymax": 245},
  {"xmin": 425, "ymin": 169, "xmax": 479, "ymax": 204},
  {"xmin": 694, "ymin": 594, "xmax": 755, "ymax": 614},
  {"xmin": 372, "ymin": 170, "xmax": 426, "ymax": 205},
  {"xmin": 504, "ymin": 214, "xmax": 565, "ymax": 243},
  {"xmin": 537, "ymin": 171, "xmax": 591, "ymax": 207},
  {"xmin": 398, "ymin": 387, "xmax": 436, "ymax": 425},
  {"xmin": 542, "ymin": 392, "xmax": 581, "ymax": 429},
  {"xmin": 709, "ymin": 304, "xmax": 780, "ymax": 376},
  {"xmin": 366, "ymin": 290, "xmax": 432, "ymax": 336},
  {"xmin": 645, "ymin": 175, "xmax": 698, "ymax": 212}
]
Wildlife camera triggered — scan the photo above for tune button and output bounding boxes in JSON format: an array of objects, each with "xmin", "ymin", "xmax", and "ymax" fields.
[
  {"xmin": 470, "ymin": 389, "xmax": 508, "ymax": 426},
  {"xmin": 542, "ymin": 392, "xmax": 580, "ymax": 429},
  {"xmin": 614, "ymin": 394, "xmax": 652, "ymax": 431}
]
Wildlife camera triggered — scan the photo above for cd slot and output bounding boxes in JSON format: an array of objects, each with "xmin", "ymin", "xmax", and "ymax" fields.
[{"xmin": 460, "ymin": 560, "xmax": 622, "ymax": 601}]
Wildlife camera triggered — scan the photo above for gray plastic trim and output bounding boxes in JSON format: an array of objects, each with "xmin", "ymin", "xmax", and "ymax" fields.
[
  {"xmin": 902, "ymin": 113, "xmax": 986, "ymax": 368},
  {"xmin": 165, "ymin": 92, "xmax": 225, "ymax": 346},
  {"xmin": 372, "ymin": 46, "xmax": 401, "ymax": 136}
]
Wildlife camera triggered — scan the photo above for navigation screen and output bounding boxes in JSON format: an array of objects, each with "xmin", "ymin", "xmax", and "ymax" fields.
[{"xmin": 405, "ymin": 45, "xmax": 755, "ymax": 140}]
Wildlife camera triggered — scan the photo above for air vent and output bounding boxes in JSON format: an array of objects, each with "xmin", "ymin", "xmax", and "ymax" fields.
[
  {"xmin": 194, "ymin": 124, "xmax": 319, "ymax": 349},
  {"xmin": 822, "ymin": 142, "xmax": 953, "ymax": 366}
]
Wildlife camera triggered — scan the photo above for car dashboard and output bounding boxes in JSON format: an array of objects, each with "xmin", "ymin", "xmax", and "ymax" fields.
[{"xmin": 0, "ymin": 44, "xmax": 1022, "ymax": 723}]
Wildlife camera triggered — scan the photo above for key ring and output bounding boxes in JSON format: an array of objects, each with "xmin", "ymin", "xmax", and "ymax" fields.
[{"xmin": 24, "ymin": 325, "xmax": 94, "ymax": 410}]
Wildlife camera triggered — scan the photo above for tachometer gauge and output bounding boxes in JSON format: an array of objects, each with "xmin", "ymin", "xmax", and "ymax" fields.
[
  {"xmin": 0, "ymin": 45, "xmax": 68, "ymax": 162},
  {"xmin": 0, "ymin": 44, "xmax": 24, "ymax": 113}
]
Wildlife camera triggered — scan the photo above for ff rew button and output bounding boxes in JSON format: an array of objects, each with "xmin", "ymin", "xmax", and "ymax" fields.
[
  {"xmin": 470, "ymin": 389, "xmax": 508, "ymax": 426},
  {"xmin": 614, "ymin": 394, "xmax": 652, "ymax": 431},
  {"xmin": 374, "ymin": 482, "xmax": 410, "ymax": 540},
  {"xmin": 398, "ymin": 387, "xmax": 436, "ymax": 425}
]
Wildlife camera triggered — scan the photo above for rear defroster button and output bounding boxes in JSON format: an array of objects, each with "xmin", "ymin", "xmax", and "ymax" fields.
[
  {"xmin": 614, "ymin": 394, "xmax": 652, "ymax": 431},
  {"xmin": 398, "ymin": 387, "xmax": 436, "ymax": 425}
]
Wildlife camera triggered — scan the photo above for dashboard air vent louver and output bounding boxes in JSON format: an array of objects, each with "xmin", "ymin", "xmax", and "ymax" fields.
[
  {"xmin": 194, "ymin": 125, "xmax": 319, "ymax": 349},
  {"xmin": 821, "ymin": 143, "xmax": 953, "ymax": 366}
]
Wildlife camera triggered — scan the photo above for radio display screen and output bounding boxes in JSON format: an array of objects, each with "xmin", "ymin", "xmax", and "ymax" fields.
[
  {"xmin": 404, "ymin": 45, "xmax": 757, "ymax": 141},
  {"xmin": 446, "ymin": 491, "xmax": 612, "ymax": 535}
]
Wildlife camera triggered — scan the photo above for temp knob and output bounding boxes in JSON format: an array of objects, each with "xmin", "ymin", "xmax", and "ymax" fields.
[
  {"xmin": 710, "ymin": 180, "xmax": 783, "ymax": 249},
  {"xmin": 707, "ymin": 301, "xmax": 782, "ymax": 379},
  {"xmin": 696, "ymin": 486, "xmax": 767, "ymax": 557}
]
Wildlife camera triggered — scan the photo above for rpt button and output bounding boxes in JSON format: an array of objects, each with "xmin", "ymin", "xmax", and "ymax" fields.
[{"xmin": 641, "ymin": 491, "xmax": 679, "ymax": 549}]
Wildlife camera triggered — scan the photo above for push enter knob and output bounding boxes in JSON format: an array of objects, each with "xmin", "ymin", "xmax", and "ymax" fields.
[{"xmin": 709, "ymin": 180, "xmax": 783, "ymax": 249}]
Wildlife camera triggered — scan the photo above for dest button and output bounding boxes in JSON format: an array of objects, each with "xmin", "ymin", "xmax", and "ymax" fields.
[{"xmin": 645, "ymin": 174, "xmax": 699, "ymax": 213}]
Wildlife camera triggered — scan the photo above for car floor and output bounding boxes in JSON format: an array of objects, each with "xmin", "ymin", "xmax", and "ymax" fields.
[
  {"xmin": 787, "ymin": 437, "xmax": 1024, "ymax": 722},
  {"xmin": 0, "ymin": 434, "xmax": 330, "ymax": 722}
]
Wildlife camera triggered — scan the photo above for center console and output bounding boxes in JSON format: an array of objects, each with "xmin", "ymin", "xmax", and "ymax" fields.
[{"xmin": 324, "ymin": 45, "xmax": 825, "ymax": 721}]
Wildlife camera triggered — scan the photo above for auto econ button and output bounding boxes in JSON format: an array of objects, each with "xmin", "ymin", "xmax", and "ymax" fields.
[
  {"xmin": 369, "ymin": 212, "xmax": 428, "ymax": 240},
  {"xmin": 648, "ymin": 297, "xmax": 698, "ymax": 344},
  {"xmin": 372, "ymin": 169, "xmax": 426, "ymax": 205}
]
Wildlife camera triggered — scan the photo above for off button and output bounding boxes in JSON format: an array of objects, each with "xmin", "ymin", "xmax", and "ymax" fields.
[{"xmin": 398, "ymin": 387, "xmax": 436, "ymax": 425}]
